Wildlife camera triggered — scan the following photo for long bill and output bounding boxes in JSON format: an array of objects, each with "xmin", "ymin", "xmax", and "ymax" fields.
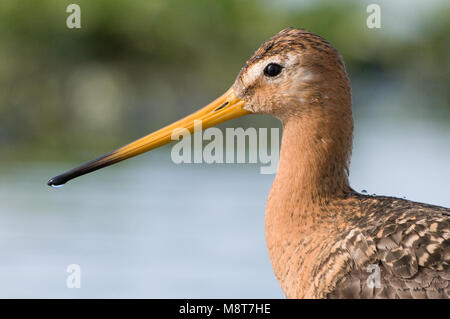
[{"xmin": 47, "ymin": 88, "xmax": 249, "ymax": 187}]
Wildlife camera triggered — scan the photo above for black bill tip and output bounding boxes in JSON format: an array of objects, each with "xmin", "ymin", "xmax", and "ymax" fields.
[
  {"xmin": 46, "ymin": 151, "xmax": 119, "ymax": 188},
  {"xmin": 47, "ymin": 176, "xmax": 67, "ymax": 187}
]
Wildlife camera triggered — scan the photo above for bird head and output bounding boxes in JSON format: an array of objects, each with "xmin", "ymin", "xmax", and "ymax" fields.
[
  {"xmin": 47, "ymin": 28, "xmax": 351, "ymax": 187},
  {"xmin": 234, "ymin": 28, "xmax": 351, "ymax": 121}
]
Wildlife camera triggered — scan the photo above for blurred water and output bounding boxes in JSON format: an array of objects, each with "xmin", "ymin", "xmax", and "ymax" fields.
[
  {"xmin": 0, "ymin": 154, "xmax": 283, "ymax": 298},
  {"xmin": 0, "ymin": 119, "xmax": 449, "ymax": 298}
]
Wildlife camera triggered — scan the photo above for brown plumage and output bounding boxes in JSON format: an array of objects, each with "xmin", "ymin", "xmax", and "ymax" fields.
[
  {"xmin": 233, "ymin": 28, "xmax": 450, "ymax": 298},
  {"xmin": 48, "ymin": 28, "xmax": 450, "ymax": 298}
]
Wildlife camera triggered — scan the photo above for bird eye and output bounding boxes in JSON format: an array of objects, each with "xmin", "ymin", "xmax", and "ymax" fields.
[{"xmin": 264, "ymin": 63, "xmax": 283, "ymax": 77}]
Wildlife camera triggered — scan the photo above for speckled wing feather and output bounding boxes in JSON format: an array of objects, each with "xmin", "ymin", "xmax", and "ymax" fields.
[{"xmin": 327, "ymin": 196, "xmax": 450, "ymax": 299}]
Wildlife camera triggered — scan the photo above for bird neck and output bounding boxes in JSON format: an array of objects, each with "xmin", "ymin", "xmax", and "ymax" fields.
[
  {"xmin": 265, "ymin": 106, "xmax": 354, "ymax": 298},
  {"xmin": 266, "ymin": 106, "xmax": 354, "ymax": 232},
  {"xmin": 275, "ymin": 109, "xmax": 353, "ymax": 203}
]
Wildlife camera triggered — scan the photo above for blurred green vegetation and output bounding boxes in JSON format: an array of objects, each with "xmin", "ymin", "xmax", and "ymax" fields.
[{"xmin": 0, "ymin": 0, "xmax": 449, "ymax": 161}]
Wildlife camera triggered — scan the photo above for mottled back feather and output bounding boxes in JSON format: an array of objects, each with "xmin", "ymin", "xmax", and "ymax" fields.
[{"xmin": 327, "ymin": 194, "xmax": 450, "ymax": 299}]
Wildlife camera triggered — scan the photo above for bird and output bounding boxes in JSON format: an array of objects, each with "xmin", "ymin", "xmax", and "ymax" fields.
[{"xmin": 48, "ymin": 28, "xmax": 450, "ymax": 298}]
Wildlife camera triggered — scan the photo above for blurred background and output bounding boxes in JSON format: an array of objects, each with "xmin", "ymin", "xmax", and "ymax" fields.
[{"xmin": 0, "ymin": 0, "xmax": 449, "ymax": 297}]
